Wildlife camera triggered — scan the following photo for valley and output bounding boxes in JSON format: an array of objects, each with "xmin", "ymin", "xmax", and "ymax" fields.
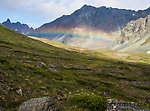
[{"xmin": 0, "ymin": 24, "xmax": 150, "ymax": 110}]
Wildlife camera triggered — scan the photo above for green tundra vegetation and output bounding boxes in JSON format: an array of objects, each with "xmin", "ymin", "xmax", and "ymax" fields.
[
  {"xmin": 68, "ymin": 94, "xmax": 107, "ymax": 111},
  {"xmin": 0, "ymin": 24, "xmax": 150, "ymax": 110}
]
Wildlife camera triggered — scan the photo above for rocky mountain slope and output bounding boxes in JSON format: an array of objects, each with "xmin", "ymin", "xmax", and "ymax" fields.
[
  {"xmin": 29, "ymin": 5, "xmax": 150, "ymax": 49},
  {"xmin": 113, "ymin": 15, "xmax": 150, "ymax": 52},
  {"xmin": 33, "ymin": 5, "xmax": 150, "ymax": 32},
  {"xmin": 2, "ymin": 19, "xmax": 34, "ymax": 35},
  {"xmin": 1, "ymin": 23, "xmax": 150, "ymax": 110}
]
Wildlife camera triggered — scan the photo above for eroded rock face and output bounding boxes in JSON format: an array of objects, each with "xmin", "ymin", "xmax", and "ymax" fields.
[
  {"xmin": 17, "ymin": 97, "xmax": 53, "ymax": 111},
  {"xmin": 119, "ymin": 15, "xmax": 150, "ymax": 44},
  {"xmin": 113, "ymin": 15, "xmax": 150, "ymax": 52}
]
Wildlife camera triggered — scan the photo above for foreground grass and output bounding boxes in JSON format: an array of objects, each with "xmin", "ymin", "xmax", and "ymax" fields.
[{"xmin": 0, "ymin": 24, "xmax": 150, "ymax": 110}]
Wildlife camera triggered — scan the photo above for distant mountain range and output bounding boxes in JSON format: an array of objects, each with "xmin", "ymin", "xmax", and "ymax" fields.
[
  {"xmin": 2, "ymin": 5, "xmax": 150, "ymax": 52},
  {"xmin": 2, "ymin": 19, "xmax": 34, "ymax": 35},
  {"xmin": 28, "ymin": 5, "xmax": 150, "ymax": 49}
]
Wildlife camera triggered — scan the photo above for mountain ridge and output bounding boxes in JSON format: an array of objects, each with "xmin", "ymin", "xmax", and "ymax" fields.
[
  {"xmin": 33, "ymin": 5, "xmax": 150, "ymax": 32},
  {"xmin": 29, "ymin": 5, "xmax": 150, "ymax": 49},
  {"xmin": 2, "ymin": 19, "xmax": 34, "ymax": 35},
  {"xmin": 2, "ymin": 5, "xmax": 150, "ymax": 51}
]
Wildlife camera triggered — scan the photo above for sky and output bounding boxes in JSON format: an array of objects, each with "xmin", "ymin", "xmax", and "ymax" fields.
[{"xmin": 0, "ymin": 0, "xmax": 150, "ymax": 28}]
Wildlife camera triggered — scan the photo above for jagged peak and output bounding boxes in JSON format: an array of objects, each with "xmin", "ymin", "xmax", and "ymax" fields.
[
  {"xmin": 2, "ymin": 19, "xmax": 34, "ymax": 35},
  {"xmin": 82, "ymin": 4, "xmax": 91, "ymax": 8},
  {"xmin": 6, "ymin": 19, "xmax": 11, "ymax": 23},
  {"xmin": 82, "ymin": 4, "xmax": 88, "ymax": 7},
  {"xmin": 16, "ymin": 21, "xmax": 21, "ymax": 24},
  {"xmin": 81, "ymin": 4, "xmax": 96, "ymax": 9}
]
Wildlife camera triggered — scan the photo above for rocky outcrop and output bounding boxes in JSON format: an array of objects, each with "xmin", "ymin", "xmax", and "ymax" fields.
[
  {"xmin": 119, "ymin": 15, "xmax": 150, "ymax": 44},
  {"xmin": 2, "ymin": 19, "xmax": 34, "ymax": 35},
  {"xmin": 113, "ymin": 15, "xmax": 150, "ymax": 52},
  {"xmin": 107, "ymin": 99, "xmax": 147, "ymax": 111},
  {"xmin": 17, "ymin": 97, "xmax": 54, "ymax": 111}
]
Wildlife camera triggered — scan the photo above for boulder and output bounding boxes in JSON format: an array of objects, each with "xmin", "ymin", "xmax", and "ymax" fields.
[
  {"xmin": 107, "ymin": 99, "xmax": 141, "ymax": 111},
  {"xmin": 17, "ymin": 97, "xmax": 53, "ymax": 111}
]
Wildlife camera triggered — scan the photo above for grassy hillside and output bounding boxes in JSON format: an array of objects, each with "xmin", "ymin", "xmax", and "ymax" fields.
[
  {"xmin": 0, "ymin": 24, "xmax": 150, "ymax": 110},
  {"xmin": 29, "ymin": 36, "xmax": 150, "ymax": 64}
]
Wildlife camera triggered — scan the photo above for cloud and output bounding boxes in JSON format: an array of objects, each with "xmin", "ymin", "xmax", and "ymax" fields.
[
  {"xmin": 115, "ymin": 0, "xmax": 150, "ymax": 10},
  {"xmin": 0, "ymin": 0, "xmax": 22, "ymax": 10},
  {"xmin": 0, "ymin": 0, "xmax": 150, "ymax": 21},
  {"xmin": 86, "ymin": 0, "xmax": 120, "ymax": 8},
  {"xmin": 21, "ymin": 0, "xmax": 88, "ymax": 20}
]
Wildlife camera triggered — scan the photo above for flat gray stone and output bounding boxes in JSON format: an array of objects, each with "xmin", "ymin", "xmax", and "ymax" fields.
[
  {"xmin": 106, "ymin": 99, "xmax": 149, "ymax": 111},
  {"xmin": 17, "ymin": 97, "xmax": 53, "ymax": 111}
]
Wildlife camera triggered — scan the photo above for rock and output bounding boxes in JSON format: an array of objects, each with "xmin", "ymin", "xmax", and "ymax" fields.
[
  {"xmin": 50, "ymin": 64, "xmax": 56, "ymax": 68},
  {"xmin": 16, "ymin": 88, "xmax": 23, "ymax": 96},
  {"xmin": 57, "ymin": 96, "xmax": 62, "ymax": 101},
  {"xmin": 6, "ymin": 86, "xmax": 12, "ymax": 91},
  {"xmin": 40, "ymin": 62, "xmax": 46, "ymax": 66},
  {"xmin": 17, "ymin": 97, "xmax": 54, "ymax": 111},
  {"xmin": 145, "ymin": 95, "xmax": 150, "ymax": 103},
  {"xmin": 36, "ymin": 62, "xmax": 46, "ymax": 68},
  {"xmin": 103, "ymin": 91, "xmax": 109, "ymax": 96},
  {"xmin": 0, "ymin": 106, "xmax": 4, "ymax": 111},
  {"xmin": 107, "ymin": 99, "xmax": 142, "ymax": 111},
  {"xmin": 137, "ymin": 74, "xmax": 143, "ymax": 77},
  {"xmin": 0, "ymin": 83, "xmax": 3, "ymax": 90},
  {"xmin": 67, "ymin": 95, "xmax": 71, "ymax": 100}
]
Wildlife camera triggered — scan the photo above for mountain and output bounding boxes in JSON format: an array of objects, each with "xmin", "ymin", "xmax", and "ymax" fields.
[
  {"xmin": 29, "ymin": 5, "xmax": 150, "ymax": 49},
  {"xmin": 2, "ymin": 19, "xmax": 34, "ymax": 35},
  {"xmin": 113, "ymin": 15, "xmax": 150, "ymax": 52}
]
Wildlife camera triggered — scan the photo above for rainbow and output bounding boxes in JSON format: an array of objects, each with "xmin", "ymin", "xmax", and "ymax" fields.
[{"xmin": 29, "ymin": 27, "xmax": 116, "ymax": 43}]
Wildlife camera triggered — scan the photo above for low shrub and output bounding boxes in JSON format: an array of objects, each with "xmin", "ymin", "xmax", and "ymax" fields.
[{"xmin": 68, "ymin": 94, "xmax": 107, "ymax": 111}]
